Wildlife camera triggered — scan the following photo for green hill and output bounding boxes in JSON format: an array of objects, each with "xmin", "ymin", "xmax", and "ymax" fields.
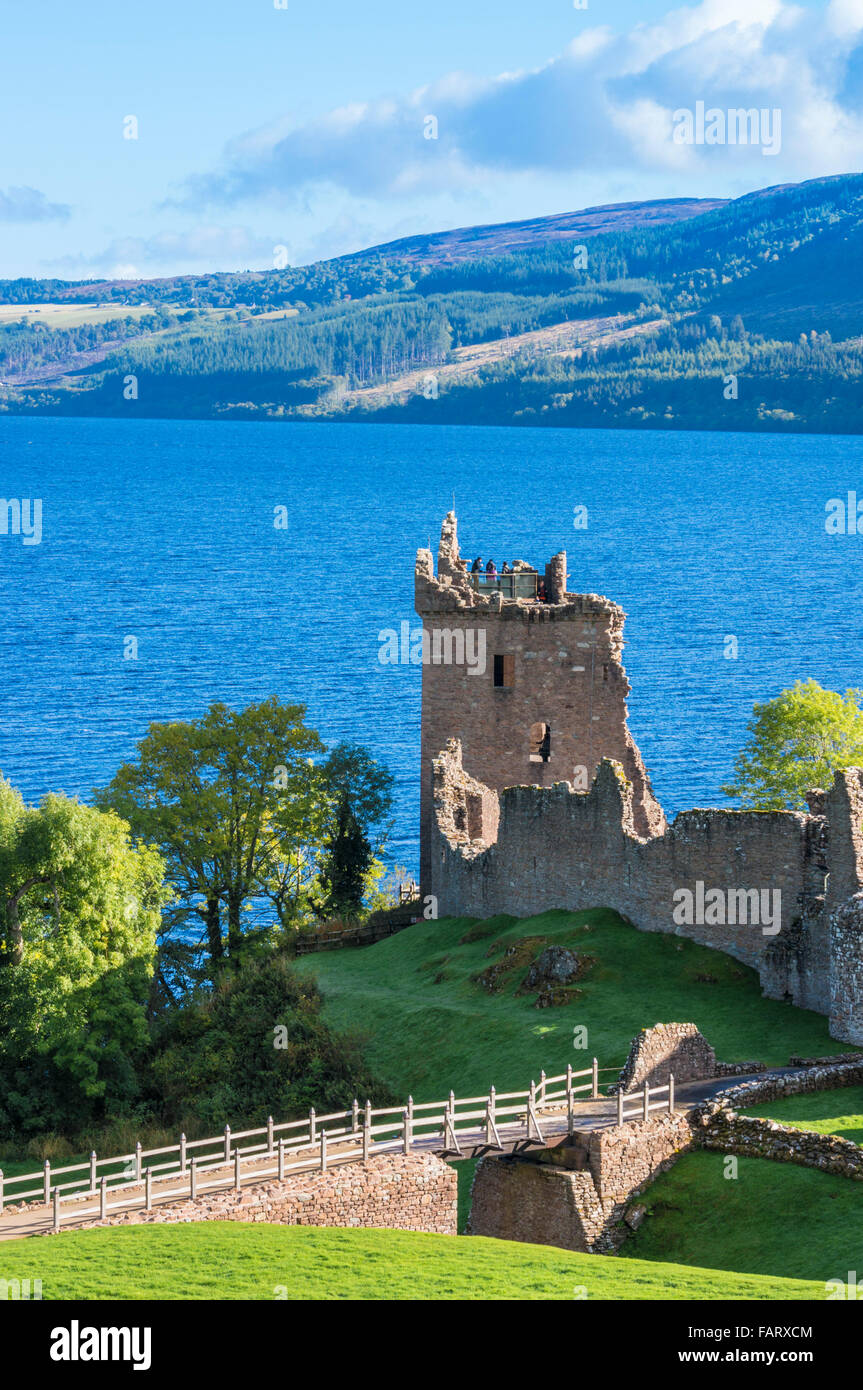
[
  {"xmin": 4, "ymin": 173, "xmax": 863, "ymax": 433},
  {"xmin": 294, "ymin": 909, "xmax": 842, "ymax": 1103},
  {"xmin": 629, "ymin": 1151, "xmax": 863, "ymax": 1287}
]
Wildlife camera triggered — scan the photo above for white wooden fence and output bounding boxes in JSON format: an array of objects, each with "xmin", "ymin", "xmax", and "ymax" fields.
[
  {"xmin": 616, "ymin": 1075, "xmax": 676, "ymax": 1124},
  {"xmin": 0, "ymin": 1059, "xmax": 676, "ymax": 1232}
]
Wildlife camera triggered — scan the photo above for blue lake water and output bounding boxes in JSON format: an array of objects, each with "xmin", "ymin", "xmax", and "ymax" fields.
[{"xmin": 1, "ymin": 415, "xmax": 861, "ymax": 875}]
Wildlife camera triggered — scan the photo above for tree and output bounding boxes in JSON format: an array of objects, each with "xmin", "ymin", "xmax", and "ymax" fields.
[
  {"xmin": 723, "ymin": 679, "xmax": 863, "ymax": 810},
  {"xmin": 95, "ymin": 698, "xmax": 327, "ymax": 976},
  {"xmin": 0, "ymin": 778, "xmax": 167, "ymax": 1138},
  {"xmin": 147, "ymin": 951, "xmax": 391, "ymax": 1131},
  {"xmin": 315, "ymin": 744, "xmax": 394, "ymax": 919}
]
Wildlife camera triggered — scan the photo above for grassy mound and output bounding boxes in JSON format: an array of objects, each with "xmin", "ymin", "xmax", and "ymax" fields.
[
  {"xmin": 295, "ymin": 909, "xmax": 844, "ymax": 1102},
  {"xmin": 627, "ymin": 1150, "xmax": 863, "ymax": 1285},
  {"xmin": 741, "ymin": 1087, "xmax": 863, "ymax": 1143},
  {"xmin": 0, "ymin": 1222, "xmax": 827, "ymax": 1301}
]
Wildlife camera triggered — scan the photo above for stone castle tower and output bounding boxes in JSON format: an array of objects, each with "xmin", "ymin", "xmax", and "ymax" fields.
[{"xmin": 415, "ymin": 512, "xmax": 666, "ymax": 889}]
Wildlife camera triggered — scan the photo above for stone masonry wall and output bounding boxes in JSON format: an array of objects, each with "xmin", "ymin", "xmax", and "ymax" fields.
[
  {"xmin": 468, "ymin": 1110, "xmax": 692, "ymax": 1253},
  {"xmin": 56, "ymin": 1153, "xmax": 457, "ymax": 1238},
  {"xmin": 616, "ymin": 1023, "xmax": 716, "ymax": 1090},
  {"xmin": 430, "ymin": 741, "xmax": 863, "ymax": 1041},
  {"xmin": 691, "ymin": 1062, "xmax": 863, "ymax": 1180}
]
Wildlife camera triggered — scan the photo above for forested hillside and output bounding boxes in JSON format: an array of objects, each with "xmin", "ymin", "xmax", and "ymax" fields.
[{"xmin": 3, "ymin": 173, "xmax": 863, "ymax": 433}]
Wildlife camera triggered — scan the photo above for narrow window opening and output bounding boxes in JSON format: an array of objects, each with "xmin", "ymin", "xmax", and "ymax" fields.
[{"xmin": 493, "ymin": 653, "xmax": 514, "ymax": 688}]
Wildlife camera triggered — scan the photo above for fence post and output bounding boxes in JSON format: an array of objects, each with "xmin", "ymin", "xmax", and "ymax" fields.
[
  {"xmin": 539, "ymin": 1070, "xmax": 546, "ymax": 1106},
  {"xmin": 43, "ymin": 1160, "xmax": 51, "ymax": 1206},
  {"xmin": 135, "ymin": 1141, "xmax": 142, "ymax": 1182},
  {"xmin": 363, "ymin": 1101, "xmax": 371, "ymax": 1162},
  {"xmin": 53, "ymin": 1187, "xmax": 60, "ymax": 1234},
  {"xmin": 179, "ymin": 1133, "xmax": 187, "ymax": 1175},
  {"xmin": 278, "ymin": 1138, "xmax": 285, "ymax": 1181},
  {"xmin": 90, "ymin": 1151, "xmax": 97, "ymax": 1194},
  {"xmin": 320, "ymin": 1129, "xmax": 328, "ymax": 1172},
  {"xmin": 100, "ymin": 1176, "xmax": 107, "ymax": 1220},
  {"xmin": 567, "ymin": 1074, "xmax": 574, "ymax": 1135},
  {"xmin": 190, "ymin": 1158, "xmax": 197, "ymax": 1201},
  {"xmin": 592, "ymin": 1057, "xmax": 599, "ymax": 1100},
  {"xmin": 617, "ymin": 1090, "xmax": 624, "ymax": 1127},
  {"xmin": 486, "ymin": 1086, "xmax": 496, "ymax": 1145},
  {"xmin": 643, "ymin": 1082, "xmax": 650, "ymax": 1123},
  {"xmin": 529, "ymin": 1080, "xmax": 536, "ymax": 1113},
  {"xmin": 235, "ymin": 1147, "xmax": 241, "ymax": 1191},
  {"xmin": 352, "ymin": 1099, "xmax": 359, "ymax": 1135},
  {"xmin": 267, "ymin": 1116, "xmax": 274, "ymax": 1157},
  {"xmin": 668, "ymin": 1073, "xmax": 675, "ymax": 1114},
  {"xmin": 403, "ymin": 1106, "xmax": 411, "ymax": 1154},
  {"xmin": 224, "ymin": 1125, "xmax": 231, "ymax": 1164},
  {"xmin": 145, "ymin": 1169, "xmax": 152, "ymax": 1212},
  {"xmin": 309, "ymin": 1108, "xmax": 316, "ymax": 1145}
]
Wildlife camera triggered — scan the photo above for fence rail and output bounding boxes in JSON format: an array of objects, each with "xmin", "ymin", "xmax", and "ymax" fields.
[
  {"xmin": 616, "ymin": 1076, "xmax": 676, "ymax": 1125},
  {"xmin": 0, "ymin": 1060, "xmax": 679, "ymax": 1233}
]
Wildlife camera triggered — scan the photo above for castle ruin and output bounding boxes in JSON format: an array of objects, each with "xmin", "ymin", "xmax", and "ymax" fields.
[{"xmin": 416, "ymin": 513, "xmax": 863, "ymax": 1044}]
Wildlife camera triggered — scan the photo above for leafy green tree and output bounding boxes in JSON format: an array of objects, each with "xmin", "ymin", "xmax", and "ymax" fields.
[
  {"xmin": 723, "ymin": 679, "xmax": 863, "ymax": 810},
  {"xmin": 147, "ymin": 951, "xmax": 391, "ymax": 1131},
  {"xmin": 95, "ymin": 698, "xmax": 326, "ymax": 975},
  {"xmin": 0, "ymin": 779, "xmax": 167, "ymax": 1138},
  {"xmin": 315, "ymin": 744, "xmax": 394, "ymax": 920}
]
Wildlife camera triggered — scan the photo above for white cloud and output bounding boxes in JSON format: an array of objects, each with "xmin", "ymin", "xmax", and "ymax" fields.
[
  {"xmin": 0, "ymin": 186, "xmax": 70, "ymax": 222},
  {"xmin": 175, "ymin": 0, "xmax": 863, "ymax": 208}
]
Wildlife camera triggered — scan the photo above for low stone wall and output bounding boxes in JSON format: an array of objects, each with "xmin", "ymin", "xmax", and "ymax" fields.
[
  {"xmin": 788, "ymin": 1051, "xmax": 863, "ymax": 1068},
  {"xmin": 54, "ymin": 1152, "xmax": 458, "ymax": 1238},
  {"xmin": 692, "ymin": 1061, "xmax": 863, "ymax": 1181}
]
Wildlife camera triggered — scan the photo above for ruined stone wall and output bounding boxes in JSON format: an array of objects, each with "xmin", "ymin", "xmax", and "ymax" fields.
[
  {"xmin": 62, "ymin": 1153, "xmax": 458, "ymax": 1238},
  {"xmin": 430, "ymin": 741, "xmax": 863, "ymax": 1040},
  {"xmin": 830, "ymin": 895, "xmax": 863, "ymax": 1045},
  {"xmin": 416, "ymin": 512, "xmax": 664, "ymax": 885},
  {"xmin": 616, "ymin": 1023, "xmax": 716, "ymax": 1090}
]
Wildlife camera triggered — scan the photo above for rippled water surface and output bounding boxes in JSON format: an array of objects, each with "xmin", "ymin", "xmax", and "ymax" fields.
[{"xmin": 1, "ymin": 415, "xmax": 861, "ymax": 872}]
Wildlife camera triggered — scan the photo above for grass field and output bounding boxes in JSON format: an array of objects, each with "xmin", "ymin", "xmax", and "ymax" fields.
[
  {"xmin": 296, "ymin": 909, "xmax": 846, "ymax": 1104},
  {"xmin": 0, "ymin": 303, "xmax": 162, "ymax": 328},
  {"xmin": 0, "ymin": 1223, "xmax": 829, "ymax": 1301},
  {"xmin": 740, "ymin": 1087, "xmax": 863, "ymax": 1143},
  {"xmin": 627, "ymin": 1150, "xmax": 863, "ymax": 1285}
]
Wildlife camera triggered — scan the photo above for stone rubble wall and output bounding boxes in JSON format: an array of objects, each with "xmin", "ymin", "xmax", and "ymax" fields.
[
  {"xmin": 51, "ymin": 1152, "xmax": 458, "ymax": 1239},
  {"xmin": 615, "ymin": 1022, "xmax": 717, "ymax": 1091},
  {"xmin": 692, "ymin": 1062, "xmax": 863, "ymax": 1181}
]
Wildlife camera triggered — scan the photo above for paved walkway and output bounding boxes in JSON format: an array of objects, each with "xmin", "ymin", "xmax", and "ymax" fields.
[{"xmin": 0, "ymin": 1071, "xmax": 777, "ymax": 1243}]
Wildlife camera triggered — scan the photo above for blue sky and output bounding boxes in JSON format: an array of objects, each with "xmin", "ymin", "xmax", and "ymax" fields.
[{"xmin": 1, "ymin": 0, "xmax": 860, "ymax": 280}]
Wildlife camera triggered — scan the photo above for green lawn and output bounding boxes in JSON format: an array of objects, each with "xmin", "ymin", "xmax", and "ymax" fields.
[
  {"xmin": 0, "ymin": 1222, "xmax": 828, "ymax": 1301},
  {"xmin": 741, "ymin": 1087, "xmax": 863, "ymax": 1143},
  {"xmin": 296, "ymin": 909, "xmax": 846, "ymax": 1103},
  {"xmin": 627, "ymin": 1150, "xmax": 863, "ymax": 1285}
]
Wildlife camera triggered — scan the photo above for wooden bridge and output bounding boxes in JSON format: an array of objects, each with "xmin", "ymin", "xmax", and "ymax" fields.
[{"xmin": 0, "ymin": 1062, "xmax": 763, "ymax": 1241}]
